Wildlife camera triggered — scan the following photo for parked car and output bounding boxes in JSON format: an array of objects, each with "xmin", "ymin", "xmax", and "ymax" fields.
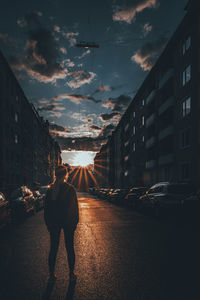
[
  {"xmin": 124, "ymin": 187, "xmax": 148, "ymax": 208},
  {"xmin": 33, "ymin": 190, "xmax": 44, "ymax": 211},
  {"xmin": 0, "ymin": 192, "xmax": 11, "ymax": 229},
  {"xmin": 10, "ymin": 186, "xmax": 35, "ymax": 219},
  {"xmin": 139, "ymin": 182, "xmax": 194, "ymax": 217},
  {"xmin": 38, "ymin": 185, "xmax": 50, "ymax": 200},
  {"xmin": 109, "ymin": 189, "xmax": 129, "ymax": 204},
  {"xmin": 181, "ymin": 189, "xmax": 200, "ymax": 211}
]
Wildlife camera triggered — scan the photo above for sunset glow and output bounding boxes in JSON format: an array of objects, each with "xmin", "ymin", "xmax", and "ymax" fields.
[{"xmin": 61, "ymin": 150, "xmax": 96, "ymax": 167}]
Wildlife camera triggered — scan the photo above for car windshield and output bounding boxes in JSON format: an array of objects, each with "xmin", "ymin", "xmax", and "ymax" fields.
[
  {"xmin": 167, "ymin": 184, "xmax": 193, "ymax": 195},
  {"xmin": 11, "ymin": 188, "xmax": 23, "ymax": 199}
]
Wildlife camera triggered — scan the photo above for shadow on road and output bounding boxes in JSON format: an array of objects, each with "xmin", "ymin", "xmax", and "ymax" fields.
[{"xmin": 65, "ymin": 279, "xmax": 77, "ymax": 300}]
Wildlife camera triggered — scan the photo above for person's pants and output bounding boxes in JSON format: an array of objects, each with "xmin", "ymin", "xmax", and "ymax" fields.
[{"xmin": 48, "ymin": 227, "xmax": 75, "ymax": 275}]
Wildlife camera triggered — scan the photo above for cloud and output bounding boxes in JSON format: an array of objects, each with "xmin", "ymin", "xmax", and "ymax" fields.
[
  {"xmin": 102, "ymin": 94, "xmax": 132, "ymax": 112},
  {"xmin": 12, "ymin": 12, "xmax": 67, "ymax": 83},
  {"xmin": 131, "ymin": 37, "xmax": 167, "ymax": 71},
  {"xmin": 67, "ymin": 70, "xmax": 96, "ymax": 89},
  {"xmin": 90, "ymin": 125, "xmax": 101, "ymax": 130},
  {"xmin": 92, "ymin": 84, "xmax": 124, "ymax": 95},
  {"xmin": 64, "ymin": 94, "xmax": 101, "ymax": 104},
  {"xmin": 100, "ymin": 112, "xmax": 120, "ymax": 121},
  {"xmin": 99, "ymin": 124, "xmax": 115, "ymax": 138},
  {"xmin": 143, "ymin": 23, "xmax": 153, "ymax": 35},
  {"xmin": 77, "ymin": 49, "xmax": 91, "ymax": 59},
  {"xmin": 60, "ymin": 47, "xmax": 67, "ymax": 54},
  {"xmin": 49, "ymin": 122, "xmax": 71, "ymax": 137},
  {"xmin": 37, "ymin": 104, "xmax": 65, "ymax": 111},
  {"xmin": 63, "ymin": 31, "xmax": 79, "ymax": 47},
  {"xmin": 113, "ymin": 0, "xmax": 157, "ymax": 24}
]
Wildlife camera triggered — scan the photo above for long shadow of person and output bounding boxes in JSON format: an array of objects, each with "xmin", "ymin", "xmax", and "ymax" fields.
[
  {"xmin": 65, "ymin": 279, "xmax": 77, "ymax": 300},
  {"xmin": 42, "ymin": 278, "xmax": 56, "ymax": 300}
]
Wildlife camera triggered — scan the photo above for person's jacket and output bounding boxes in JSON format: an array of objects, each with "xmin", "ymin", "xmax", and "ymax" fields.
[{"xmin": 44, "ymin": 182, "xmax": 79, "ymax": 231}]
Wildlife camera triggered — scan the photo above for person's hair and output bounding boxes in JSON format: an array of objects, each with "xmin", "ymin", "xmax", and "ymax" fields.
[{"xmin": 55, "ymin": 165, "xmax": 67, "ymax": 179}]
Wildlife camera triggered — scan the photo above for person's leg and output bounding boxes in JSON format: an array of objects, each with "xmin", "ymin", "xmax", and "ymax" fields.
[
  {"xmin": 48, "ymin": 228, "xmax": 61, "ymax": 277},
  {"xmin": 63, "ymin": 229, "xmax": 76, "ymax": 275}
]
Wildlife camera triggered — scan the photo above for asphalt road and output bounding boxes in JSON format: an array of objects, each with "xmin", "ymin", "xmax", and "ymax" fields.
[{"xmin": 0, "ymin": 192, "xmax": 199, "ymax": 300}]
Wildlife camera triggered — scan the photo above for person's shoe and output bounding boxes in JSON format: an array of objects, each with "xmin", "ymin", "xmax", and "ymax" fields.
[
  {"xmin": 69, "ymin": 272, "xmax": 77, "ymax": 282},
  {"xmin": 49, "ymin": 273, "xmax": 57, "ymax": 280}
]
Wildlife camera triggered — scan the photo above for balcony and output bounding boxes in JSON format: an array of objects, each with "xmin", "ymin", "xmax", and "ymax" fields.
[
  {"xmin": 158, "ymin": 154, "xmax": 173, "ymax": 165},
  {"xmin": 146, "ymin": 89, "xmax": 157, "ymax": 105},
  {"xmin": 146, "ymin": 113, "xmax": 155, "ymax": 128},
  {"xmin": 158, "ymin": 125, "xmax": 173, "ymax": 141},
  {"xmin": 159, "ymin": 69, "xmax": 174, "ymax": 89},
  {"xmin": 145, "ymin": 136, "xmax": 155, "ymax": 149},
  {"xmin": 158, "ymin": 97, "xmax": 173, "ymax": 115},
  {"xmin": 145, "ymin": 160, "xmax": 155, "ymax": 169}
]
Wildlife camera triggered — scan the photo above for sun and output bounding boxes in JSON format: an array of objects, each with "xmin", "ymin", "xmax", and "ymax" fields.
[{"xmin": 72, "ymin": 151, "xmax": 95, "ymax": 167}]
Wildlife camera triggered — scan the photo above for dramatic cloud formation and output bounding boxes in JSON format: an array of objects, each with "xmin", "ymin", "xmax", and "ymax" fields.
[
  {"xmin": 49, "ymin": 122, "xmax": 71, "ymax": 137},
  {"xmin": 113, "ymin": 0, "xmax": 158, "ymax": 24},
  {"xmin": 53, "ymin": 123, "xmax": 116, "ymax": 151},
  {"xmin": 131, "ymin": 37, "xmax": 167, "ymax": 70},
  {"xmin": 48, "ymin": 93, "xmax": 100, "ymax": 104},
  {"xmin": 12, "ymin": 12, "xmax": 67, "ymax": 83},
  {"xmin": 67, "ymin": 70, "xmax": 96, "ymax": 89},
  {"xmin": 100, "ymin": 112, "xmax": 120, "ymax": 121},
  {"xmin": 102, "ymin": 95, "xmax": 132, "ymax": 112}
]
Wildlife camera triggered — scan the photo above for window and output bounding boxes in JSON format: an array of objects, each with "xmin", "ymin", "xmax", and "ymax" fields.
[
  {"xmin": 133, "ymin": 126, "xmax": 136, "ymax": 135},
  {"xmin": 142, "ymin": 116, "xmax": 145, "ymax": 126},
  {"xmin": 142, "ymin": 135, "xmax": 145, "ymax": 142},
  {"xmin": 124, "ymin": 170, "xmax": 129, "ymax": 177},
  {"xmin": 14, "ymin": 134, "xmax": 18, "ymax": 144},
  {"xmin": 182, "ymin": 65, "xmax": 191, "ymax": 86},
  {"xmin": 180, "ymin": 162, "xmax": 190, "ymax": 181},
  {"xmin": 182, "ymin": 97, "xmax": 191, "ymax": 117},
  {"xmin": 182, "ymin": 36, "xmax": 191, "ymax": 55},
  {"xmin": 133, "ymin": 143, "xmax": 136, "ymax": 152},
  {"xmin": 181, "ymin": 128, "xmax": 190, "ymax": 148},
  {"xmin": 124, "ymin": 155, "xmax": 129, "ymax": 162},
  {"xmin": 15, "ymin": 113, "xmax": 18, "ymax": 122},
  {"xmin": 133, "ymin": 111, "xmax": 135, "ymax": 119},
  {"xmin": 142, "ymin": 99, "xmax": 145, "ymax": 106}
]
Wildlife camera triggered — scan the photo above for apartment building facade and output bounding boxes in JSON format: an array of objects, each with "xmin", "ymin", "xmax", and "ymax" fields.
[
  {"xmin": 94, "ymin": 0, "xmax": 200, "ymax": 189},
  {"xmin": 0, "ymin": 50, "xmax": 62, "ymax": 194}
]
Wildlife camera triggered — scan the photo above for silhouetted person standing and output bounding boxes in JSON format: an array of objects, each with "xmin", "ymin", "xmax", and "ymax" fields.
[{"xmin": 44, "ymin": 165, "xmax": 79, "ymax": 281}]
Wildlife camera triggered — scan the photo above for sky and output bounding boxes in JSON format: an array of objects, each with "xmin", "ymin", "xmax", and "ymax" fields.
[{"xmin": 0, "ymin": 0, "xmax": 188, "ymax": 164}]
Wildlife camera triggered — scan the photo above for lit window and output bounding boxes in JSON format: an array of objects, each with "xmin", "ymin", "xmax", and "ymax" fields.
[
  {"xmin": 142, "ymin": 116, "xmax": 145, "ymax": 126},
  {"xmin": 181, "ymin": 128, "xmax": 190, "ymax": 148},
  {"xmin": 124, "ymin": 155, "xmax": 129, "ymax": 162},
  {"xmin": 133, "ymin": 126, "xmax": 136, "ymax": 135},
  {"xmin": 15, "ymin": 134, "xmax": 18, "ymax": 144},
  {"xmin": 133, "ymin": 143, "xmax": 136, "ymax": 151},
  {"xmin": 142, "ymin": 99, "xmax": 145, "ymax": 106},
  {"xmin": 182, "ymin": 97, "xmax": 191, "ymax": 117},
  {"xmin": 182, "ymin": 36, "xmax": 191, "ymax": 55},
  {"xmin": 15, "ymin": 113, "xmax": 18, "ymax": 122},
  {"xmin": 124, "ymin": 170, "xmax": 129, "ymax": 176},
  {"xmin": 182, "ymin": 65, "xmax": 191, "ymax": 86},
  {"xmin": 142, "ymin": 135, "xmax": 145, "ymax": 142}
]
